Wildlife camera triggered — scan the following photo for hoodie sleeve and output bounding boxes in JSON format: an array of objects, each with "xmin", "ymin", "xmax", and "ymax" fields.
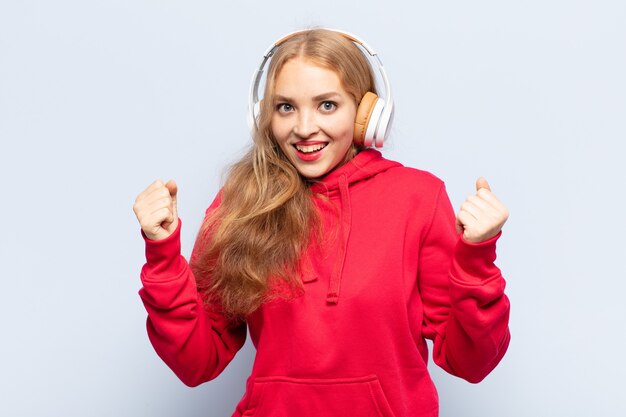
[
  {"xmin": 418, "ymin": 183, "xmax": 510, "ymax": 383},
  {"xmin": 138, "ymin": 198, "xmax": 247, "ymax": 387}
]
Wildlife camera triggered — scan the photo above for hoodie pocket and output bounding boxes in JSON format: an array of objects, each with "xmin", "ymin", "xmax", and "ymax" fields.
[{"xmin": 242, "ymin": 374, "xmax": 397, "ymax": 417}]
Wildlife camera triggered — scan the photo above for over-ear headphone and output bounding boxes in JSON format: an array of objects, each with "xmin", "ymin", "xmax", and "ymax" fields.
[{"xmin": 248, "ymin": 28, "xmax": 394, "ymax": 148}]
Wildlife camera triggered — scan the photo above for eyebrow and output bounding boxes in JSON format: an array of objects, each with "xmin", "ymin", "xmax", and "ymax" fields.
[{"xmin": 274, "ymin": 92, "xmax": 342, "ymax": 102}]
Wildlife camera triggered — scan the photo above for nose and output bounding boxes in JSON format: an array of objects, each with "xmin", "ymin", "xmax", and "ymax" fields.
[{"xmin": 293, "ymin": 109, "xmax": 319, "ymax": 138}]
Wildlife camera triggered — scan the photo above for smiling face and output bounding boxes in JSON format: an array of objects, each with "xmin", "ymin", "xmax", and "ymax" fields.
[{"xmin": 271, "ymin": 58, "xmax": 357, "ymax": 179}]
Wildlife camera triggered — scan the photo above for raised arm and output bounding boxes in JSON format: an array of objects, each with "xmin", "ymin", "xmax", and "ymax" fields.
[
  {"xmin": 419, "ymin": 181, "xmax": 511, "ymax": 383},
  {"xmin": 134, "ymin": 182, "xmax": 246, "ymax": 386}
]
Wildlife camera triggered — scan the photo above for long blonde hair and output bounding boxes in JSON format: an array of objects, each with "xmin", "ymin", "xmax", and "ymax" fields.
[{"xmin": 191, "ymin": 29, "xmax": 377, "ymax": 321}]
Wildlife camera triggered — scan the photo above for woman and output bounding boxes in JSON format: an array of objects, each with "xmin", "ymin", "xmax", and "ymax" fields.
[{"xmin": 133, "ymin": 28, "xmax": 510, "ymax": 417}]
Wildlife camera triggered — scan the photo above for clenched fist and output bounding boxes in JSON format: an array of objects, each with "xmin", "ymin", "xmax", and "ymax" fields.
[
  {"xmin": 133, "ymin": 180, "xmax": 179, "ymax": 241},
  {"xmin": 455, "ymin": 177, "xmax": 509, "ymax": 243}
]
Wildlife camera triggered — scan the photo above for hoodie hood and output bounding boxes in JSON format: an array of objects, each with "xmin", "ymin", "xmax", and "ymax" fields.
[
  {"xmin": 310, "ymin": 149, "xmax": 402, "ymax": 197},
  {"xmin": 307, "ymin": 149, "xmax": 402, "ymax": 304}
]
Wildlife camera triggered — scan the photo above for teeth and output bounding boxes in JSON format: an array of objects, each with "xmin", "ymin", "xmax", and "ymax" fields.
[{"xmin": 295, "ymin": 143, "xmax": 327, "ymax": 153}]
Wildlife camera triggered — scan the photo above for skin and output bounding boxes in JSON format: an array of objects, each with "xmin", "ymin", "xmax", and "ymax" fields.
[
  {"xmin": 271, "ymin": 58, "xmax": 357, "ymax": 180},
  {"xmin": 133, "ymin": 59, "xmax": 508, "ymax": 243},
  {"xmin": 456, "ymin": 177, "xmax": 509, "ymax": 243},
  {"xmin": 133, "ymin": 179, "xmax": 178, "ymax": 241}
]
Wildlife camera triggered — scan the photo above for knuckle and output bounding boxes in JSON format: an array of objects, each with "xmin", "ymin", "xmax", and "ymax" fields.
[{"xmin": 134, "ymin": 191, "xmax": 147, "ymax": 206}]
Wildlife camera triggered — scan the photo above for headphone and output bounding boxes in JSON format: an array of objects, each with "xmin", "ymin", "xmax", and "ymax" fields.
[{"xmin": 248, "ymin": 28, "xmax": 394, "ymax": 148}]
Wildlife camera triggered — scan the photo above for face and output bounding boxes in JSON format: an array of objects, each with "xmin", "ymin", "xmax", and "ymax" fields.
[{"xmin": 271, "ymin": 58, "xmax": 357, "ymax": 179}]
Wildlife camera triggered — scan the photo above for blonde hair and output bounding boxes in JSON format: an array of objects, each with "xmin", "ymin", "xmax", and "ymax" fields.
[{"xmin": 191, "ymin": 29, "xmax": 377, "ymax": 322}]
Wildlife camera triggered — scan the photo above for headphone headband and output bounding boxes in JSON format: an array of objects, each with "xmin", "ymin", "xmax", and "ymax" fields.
[{"xmin": 248, "ymin": 28, "xmax": 394, "ymax": 148}]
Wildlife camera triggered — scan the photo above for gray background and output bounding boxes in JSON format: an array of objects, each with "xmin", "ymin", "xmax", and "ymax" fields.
[{"xmin": 1, "ymin": 0, "xmax": 625, "ymax": 416}]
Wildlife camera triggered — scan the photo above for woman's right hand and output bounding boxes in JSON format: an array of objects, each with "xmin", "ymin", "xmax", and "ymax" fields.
[{"xmin": 133, "ymin": 180, "xmax": 179, "ymax": 241}]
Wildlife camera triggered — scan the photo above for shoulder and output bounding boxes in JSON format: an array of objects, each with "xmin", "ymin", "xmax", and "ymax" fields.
[
  {"xmin": 378, "ymin": 164, "xmax": 445, "ymax": 194},
  {"xmin": 354, "ymin": 161, "xmax": 447, "ymax": 216}
]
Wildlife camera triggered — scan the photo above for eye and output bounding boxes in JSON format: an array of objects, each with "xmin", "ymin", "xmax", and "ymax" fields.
[
  {"xmin": 276, "ymin": 103, "xmax": 294, "ymax": 113},
  {"xmin": 319, "ymin": 101, "xmax": 337, "ymax": 113}
]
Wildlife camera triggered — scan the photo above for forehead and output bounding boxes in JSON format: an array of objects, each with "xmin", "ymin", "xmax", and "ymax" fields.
[{"xmin": 273, "ymin": 58, "xmax": 347, "ymax": 97}]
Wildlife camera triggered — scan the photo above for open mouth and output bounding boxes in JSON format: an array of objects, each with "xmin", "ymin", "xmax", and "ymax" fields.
[{"xmin": 294, "ymin": 143, "xmax": 328, "ymax": 154}]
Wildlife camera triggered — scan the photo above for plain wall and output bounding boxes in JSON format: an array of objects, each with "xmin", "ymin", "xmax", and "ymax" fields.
[{"xmin": 1, "ymin": 1, "xmax": 625, "ymax": 416}]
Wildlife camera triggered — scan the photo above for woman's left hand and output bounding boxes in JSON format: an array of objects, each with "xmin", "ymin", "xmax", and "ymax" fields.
[{"xmin": 455, "ymin": 177, "xmax": 509, "ymax": 243}]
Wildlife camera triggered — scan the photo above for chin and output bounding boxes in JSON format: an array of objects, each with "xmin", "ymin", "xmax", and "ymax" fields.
[{"xmin": 297, "ymin": 165, "xmax": 331, "ymax": 179}]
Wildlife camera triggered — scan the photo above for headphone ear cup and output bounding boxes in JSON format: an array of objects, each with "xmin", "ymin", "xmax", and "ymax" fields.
[
  {"xmin": 354, "ymin": 92, "xmax": 379, "ymax": 146},
  {"xmin": 373, "ymin": 101, "xmax": 394, "ymax": 148}
]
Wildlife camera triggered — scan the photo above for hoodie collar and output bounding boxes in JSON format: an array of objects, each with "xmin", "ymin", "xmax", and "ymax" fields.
[{"xmin": 310, "ymin": 149, "xmax": 402, "ymax": 196}]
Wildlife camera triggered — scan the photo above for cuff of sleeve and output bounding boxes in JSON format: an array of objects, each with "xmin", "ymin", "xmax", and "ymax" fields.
[
  {"xmin": 141, "ymin": 220, "xmax": 186, "ymax": 281},
  {"xmin": 452, "ymin": 231, "xmax": 502, "ymax": 281}
]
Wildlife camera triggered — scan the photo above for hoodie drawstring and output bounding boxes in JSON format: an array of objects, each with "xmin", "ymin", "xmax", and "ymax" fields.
[{"xmin": 326, "ymin": 174, "xmax": 352, "ymax": 304}]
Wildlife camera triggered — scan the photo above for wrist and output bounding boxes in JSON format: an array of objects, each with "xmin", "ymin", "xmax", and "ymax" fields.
[
  {"xmin": 452, "ymin": 231, "xmax": 502, "ymax": 280},
  {"xmin": 141, "ymin": 219, "xmax": 185, "ymax": 281}
]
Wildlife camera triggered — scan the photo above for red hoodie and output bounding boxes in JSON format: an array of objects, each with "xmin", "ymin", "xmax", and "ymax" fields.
[{"xmin": 139, "ymin": 149, "xmax": 510, "ymax": 417}]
